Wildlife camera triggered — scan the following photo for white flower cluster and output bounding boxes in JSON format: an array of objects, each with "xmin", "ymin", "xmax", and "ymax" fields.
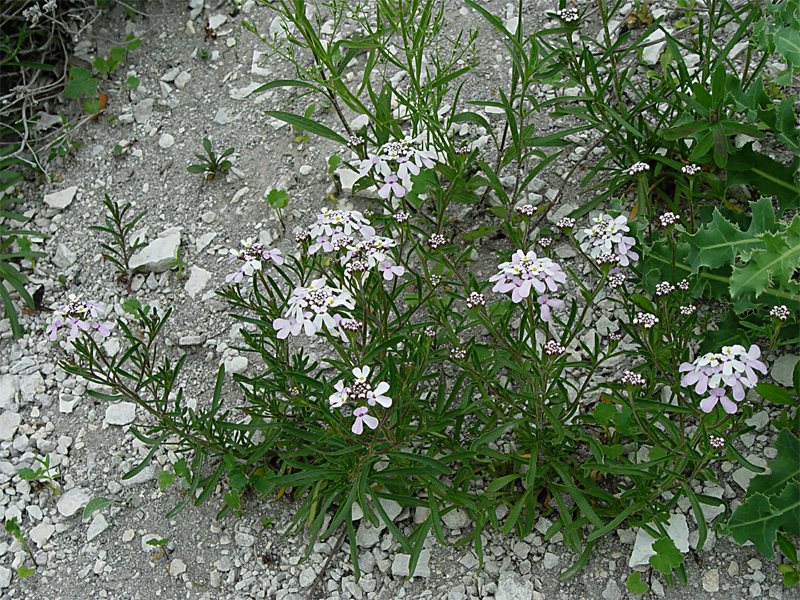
[
  {"xmin": 357, "ymin": 137, "xmax": 437, "ymax": 199},
  {"xmin": 304, "ymin": 208, "xmax": 405, "ymax": 281},
  {"xmin": 47, "ymin": 294, "xmax": 110, "ymax": 341},
  {"xmin": 23, "ymin": 0, "xmax": 57, "ymax": 26},
  {"xmin": 226, "ymin": 238, "xmax": 284, "ymax": 283},
  {"xmin": 680, "ymin": 345, "xmax": 767, "ymax": 414},
  {"xmin": 273, "ymin": 278, "xmax": 355, "ymax": 338},
  {"xmin": 576, "ymin": 214, "xmax": 639, "ymax": 267},
  {"xmin": 329, "ymin": 366, "xmax": 392, "ymax": 435},
  {"xmin": 490, "ymin": 250, "xmax": 566, "ymax": 318}
]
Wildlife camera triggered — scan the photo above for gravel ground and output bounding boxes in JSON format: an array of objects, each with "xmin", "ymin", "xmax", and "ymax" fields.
[{"xmin": 0, "ymin": 1, "xmax": 797, "ymax": 599}]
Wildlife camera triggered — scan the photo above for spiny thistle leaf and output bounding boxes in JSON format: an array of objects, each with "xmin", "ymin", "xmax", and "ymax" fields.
[
  {"xmin": 731, "ymin": 215, "xmax": 800, "ymax": 299},
  {"xmin": 683, "ymin": 196, "xmax": 780, "ymax": 271},
  {"xmin": 745, "ymin": 429, "xmax": 800, "ymax": 500}
]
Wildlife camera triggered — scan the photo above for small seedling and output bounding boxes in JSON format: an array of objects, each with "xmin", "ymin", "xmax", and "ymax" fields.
[
  {"xmin": 261, "ymin": 516, "xmax": 275, "ymax": 530},
  {"xmin": 147, "ymin": 537, "xmax": 171, "ymax": 562},
  {"xmin": 197, "ymin": 48, "xmax": 209, "ymax": 61},
  {"xmin": 17, "ymin": 455, "xmax": 60, "ymax": 495},
  {"xmin": 266, "ymin": 188, "xmax": 289, "ymax": 231},
  {"xmin": 5, "ymin": 518, "xmax": 36, "ymax": 575},
  {"xmin": 90, "ymin": 194, "xmax": 147, "ymax": 281},
  {"xmin": 169, "ymin": 246, "xmax": 188, "ymax": 279},
  {"xmin": 188, "ymin": 138, "xmax": 234, "ymax": 180},
  {"xmin": 291, "ymin": 104, "xmax": 315, "ymax": 143}
]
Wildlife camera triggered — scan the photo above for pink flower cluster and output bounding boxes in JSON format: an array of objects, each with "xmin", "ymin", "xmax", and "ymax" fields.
[
  {"xmin": 273, "ymin": 278, "xmax": 355, "ymax": 338},
  {"xmin": 329, "ymin": 366, "xmax": 392, "ymax": 435},
  {"xmin": 226, "ymin": 238, "xmax": 284, "ymax": 283},
  {"xmin": 576, "ymin": 214, "xmax": 639, "ymax": 267},
  {"xmin": 679, "ymin": 344, "xmax": 768, "ymax": 414},
  {"xmin": 47, "ymin": 295, "xmax": 110, "ymax": 341},
  {"xmin": 304, "ymin": 209, "xmax": 405, "ymax": 280},
  {"xmin": 490, "ymin": 250, "xmax": 566, "ymax": 319},
  {"xmin": 357, "ymin": 137, "xmax": 437, "ymax": 199}
]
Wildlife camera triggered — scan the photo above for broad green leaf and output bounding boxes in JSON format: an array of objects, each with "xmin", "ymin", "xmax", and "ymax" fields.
[
  {"xmin": 266, "ymin": 189, "xmax": 289, "ymax": 209},
  {"xmin": 727, "ymin": 146, "xmax": 800, "ymax": 215},
  {"xmin": 731, "ymin": 215, "xmax": 800, "ymax": 299},
  {"xmin": 728, "ymin": 483, "xmax": 800, "ymax": 558},
  {"xmin": 224, "ymin": 488, "xmax": 240, "ymax": 510},
  {"xmin": 626, "ymin": 572, "xmax": 649, "ymax": 594},
  {"xmin": 82, "ymin": 496, "xmax": 114, "ymax": 520},
  {"xmin": 462, "ymin": 226, "xmax": 497, "ymax": 243},
  {"xmin": 17, "ymin": 565, "xmax": 35, "ymax": 578},
  {"xmin": 65, "ymin": 68, "xmax": 97, "ymax": 98},
  {"xmin": 775, "ymin": 27, "xmax": 800, "ymax": 66},
  {"xmin": 746, "ymin": 429, "xmax": 800, "ymax": 499},
  {"xmin": 755, "ymin": 383, "xmax": 796, "ymax": 406},
  {"xmin": 649, "ymin": 536, "xmax": 685, "ymax": 574},
  {"xmin": 158, "ymin": 471, "xmax": 176, "ymax": 489},
  {"xmin": 122, "ymin": 298, "xmax": 141, "ymax": 314},
  {"xmin": 17, "ymin": 468, "xmax": 35, "ymax": 480},
  {"xmin": 264, "ymin": 111, "xmax": 348, "ymax": 145}
]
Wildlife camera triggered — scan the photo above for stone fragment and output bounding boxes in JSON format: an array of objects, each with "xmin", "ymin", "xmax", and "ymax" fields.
[
  {"xmin": 184, "ymin": 267, "xmax": 211, "ymax": 299},
  {"xmin": 215, "ymin": 556, "xmax": 233, "ymax": 572},
  {"xmin": 174, "ymin": 71, "xmax": 192, "ymax": 90},
  {"xmin": 543, "ymin": 552, "xmax": 559, "ymax": 569},
  {"xmin": 158, "ymin": 133, "xmax": 175, "ymax": 149},
  {"xmin": 602, "ymin": 579, "xmax": 621, "ymax": 600},
  {"xmin": 213, "ymin": 108, "xmax": 238, "ymax": 125},
  {"xmin": 251, "ymin": 50, "xmax": 271, "ymax": 77},
  {"xmin": 391, "ymin": 549, "xmax": 430, "ymax": 578},
  {"xmin": 121, "ymin": 465, "xmax": 155, "ymax": 488},
  {"xmin": 299, "ymin": 567, "xmax": 315, "ymax": 587},
  {"xmin": 161, "ymin": 67, "xmax": 180, "ymax": 82},
  {"xmin": 230, "ymin": 82, "xmax": 262, "ymax": 100},
  {"xmin": 771, "ymin": 355, "xmax": 799, "ymax": 387},
  {"xmin": 208, "ymin": 14, "xmax": 227, "ymax": 29},
  {"xmin": 629, "ymin": 513, "xmax": 689, "ymax": 567},
  {"xmin": 641, "ymin": 29, "xmax": 667, "ymax": 64},
  {"xmin": 0, "ymin": 567, "xmax": 10, "ymax": 588},
  {"xmin": 442, "ymin": 508, "xmax": 469, "ymax": 529},
  {"xmin": 0, "ymin": 375, "xmax": 18, "ymax": 409},
  {"xmin": 223, "ymin": 356, "xmax": 249, "ymax": 375},
  {"xmin": 19, "ymin": 372, "xmax": 42, "ymax": 405},
  {"xmin": 195, "ymin": 232, "xmax": 217, "ymax": 252},
  {"xmin": 702, "ymin": 568, "xmax": 720, "ymax": 592},
  {"xmin": 133, "ymin": 99, "xmax": 154, "ymax": 124},
  {"xmin": 29, "ymin": 522, "xmax": 55, "ymax": 547},
  {"xmin": 235, "ymin": 532, "xmax": 254, "ymax": 547},
  {"xmin": 496, "ymin": 572, "xmax": 533, "ymax": 600},
  {"xmin": 52, "ymin": 243, "xmax": 77, "ymax": 268},
  {"xmin": 43, "ymin": 186, "xmax": 78, "ymax": 210},
  {"xmin": 130, "ymin": 232, "xmax": 181, "ymax": 272},
  {"xmin": 57, "ymin": 487, "xmax": 91, "ymax": 517},
  {"xmin": 0, "ymin": 411, "xmax": 21, "ymax": 441},
  {"xmin": 355, "ymin": 522, "xmax": 380, "ymax": 548},
  {"xmin": 733, "ymin": 454, "xmax": 770, "ymax": 491},
  {"xmin": 170, "ymin": 559, "xmax": 187, "ymax": 576},
  {"xmin": 87, "ymin": 514, "xmax": 109, "ymax": 541},
  {"xmin": 105, "ymin": 402, "xmax": 136, "ymax": 426}
]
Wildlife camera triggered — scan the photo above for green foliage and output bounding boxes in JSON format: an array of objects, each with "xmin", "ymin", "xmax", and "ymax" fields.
[
  {"xmin": 90, "ymin": 194, "xmax": 147, "ymax": 280},
  {"xmin": 5, "ymin": 517, "xmax": 36, "ymax": 572},
  {"xmin": 17, "ymin": 455, "xmax": 60, "ymax": 494},
  {"xmin": 188, "ymin": 139, "xmax": 234, "ymax": 180},
  {"xmin": 726, "ymin": 429, "xmax": 800, "ymax": 558},
  {"xmin": 680, "ymin": 197, "xmax": 800, "ymax": 310},
  {"xmin": 649, "ymin": 537, "xmax": 685, "ymax": 575},
  {"xmin": 753, "ymin": 0, "xmax": 800, "ymax": 84},
  {"xmin": 83, "ymin": 497, "xmax": 115, "ymax": 520},
  {"xmin": 626, "ymin": 572, "xmax": 649, "ymax": 594},
  {"xmin": 0, "ymin": 191, "xmax": 46, "ymax": 339}
]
